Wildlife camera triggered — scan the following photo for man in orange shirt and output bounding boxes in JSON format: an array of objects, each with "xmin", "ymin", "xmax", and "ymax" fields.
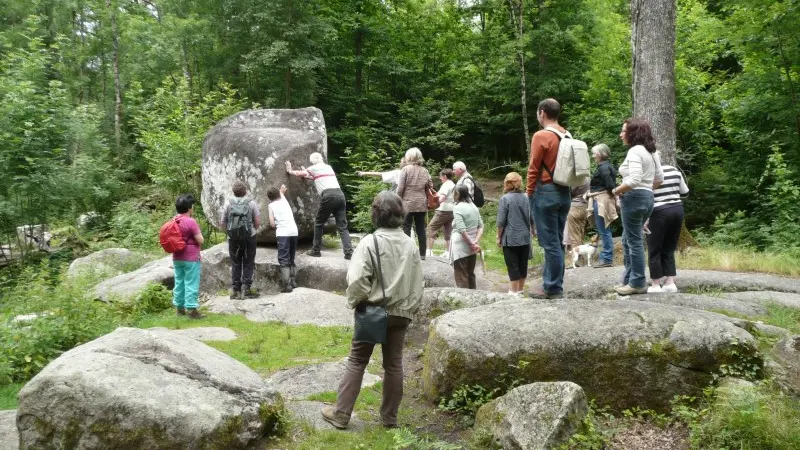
[{"xmin": 526, "ymin": 98, "xmax": 571, "ymax": 299}]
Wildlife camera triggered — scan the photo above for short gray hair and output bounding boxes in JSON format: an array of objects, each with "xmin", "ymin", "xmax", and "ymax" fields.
[
  {"xmin": 404, "ymin": 147, "xmax": 424, "ymax": 165},
  {"xmin": 371, "ymin": 191, "xmax": 406, "ymax": 229},
  {"xmin": 591, "ymin": 144, "xmax": 611, "ymax": 161},
  {"xmin": 453, "ymin": 161, "xmax": 466, "ymax": 172},
  {"xmin": 309, "ymin": 152, "xmax": 324, "ymax": 165}
]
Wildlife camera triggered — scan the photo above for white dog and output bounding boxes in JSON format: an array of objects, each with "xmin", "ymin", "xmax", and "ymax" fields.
[{"xmin": 571, "ymin": 236, "xmax": 598, "ymax": 269}]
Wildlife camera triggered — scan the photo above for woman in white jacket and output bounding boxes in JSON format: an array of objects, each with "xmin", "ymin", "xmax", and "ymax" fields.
[{"xmin": 611, "ymin": 118, "xmax": 664, "ymax": 295}]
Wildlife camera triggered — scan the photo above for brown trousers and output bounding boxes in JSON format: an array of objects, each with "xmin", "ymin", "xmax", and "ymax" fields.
[
  {"xmin": 334, "ymin": 315, "xmax": 411, "ymax": 426},
  {"xmin": 453, "ymin": 254, "xmax": 477, "ymax": 289},
  {"xmin": 565, "ymin": 204, "xmax": 588, "ymax": 249}
]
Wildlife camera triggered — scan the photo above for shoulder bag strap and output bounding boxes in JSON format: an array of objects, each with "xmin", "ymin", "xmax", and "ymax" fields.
[{"xmin": 369, "ymin": 234, "xmax": 387, "ymax": 304}]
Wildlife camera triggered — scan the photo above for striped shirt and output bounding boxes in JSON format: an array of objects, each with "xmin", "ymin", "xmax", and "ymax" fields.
[
  {"xmin": 305, "ymin": 162, "xmax": 341, "ymax": 193},
  {"xmin": 653, "ymin": 165, "xmax": 689, "ymax": 211}
]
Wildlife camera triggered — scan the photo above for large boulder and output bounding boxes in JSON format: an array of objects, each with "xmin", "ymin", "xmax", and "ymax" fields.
[
  {"xmin": 17, "ymin": 327, "xmax": 284, "ymax": 450},
  {"xmin": 93, "ymin": 256, "xmax": 173, "ymax": 301},
  {"xmin": 267, "ymin": 358, "xmax": 380, "ymax": 400},
  {"xmin": 67, "ymin": 248, "xmax": 145, "ymax": 279},
  {"xmin": 204, "ymin": 288, "xmax": 353, "ymax": 327},
  {"xmin": 200, "ymin": 242, "xmax": 460, "ymax": 294},
  {"xmin": 422, "ymin": 299, "xmax": 760, "ymax": 411},
  {"xmin": 474, "ymin": 382, "xmax": 588, "ymax": 450},
  {"xmin": 201, "ymin": 107, "xmax": 327, "ymax": 244},
  {"xmin": 0, "ymin": 410, "xmax": 18, "ymax": 450},
  {"xmin": 416, "ymin": 288, "xmax": 521, "ymax": 323}
]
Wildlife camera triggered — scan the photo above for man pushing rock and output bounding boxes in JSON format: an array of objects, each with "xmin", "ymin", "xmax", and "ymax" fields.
[{"xmin": 286, "ymin": 153, "xmax": 353, "ymax": 260}]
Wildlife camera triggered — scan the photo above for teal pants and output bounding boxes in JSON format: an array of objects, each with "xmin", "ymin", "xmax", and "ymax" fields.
[{"xmin": 173, "ymin": 260, "xmax": 201, "ymax": 309}]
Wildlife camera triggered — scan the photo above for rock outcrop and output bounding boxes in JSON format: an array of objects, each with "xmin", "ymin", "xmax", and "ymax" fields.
[
  {"xmin": 422, "ymin": 299, "xmax": 760, "ymax": 411},
  {"xmin": 17, "ymin": 327, "xmax": 284, "ymax": 449},
  {"xmin": 474, "ymin": 382, "xmax": 587, "ymax": 450},
  {"xmin": 416, "ymin": 288, "xmax": 521, "ymax": 324},
  {"xmin": 200, "ymin": 242, "xmax": 460, "ymax": 294},
  {"xmin": 93, "ymin": 256, "xmax": 173, "ymax": 301},
  {"xmin": 67, "ymin": 248, "xmax": 144, "ymax": 279},
  {"xmin": 201, "ymin": 107, "xmax": 327, "ymax": 244},
  {"xmin": 772, "ymin": 335, "xmax": 800, "ymax": 395},
  {"xmin": 204, "ymin": 288, "xmax": 353, "ymax": 327},
  {"xmin": 267, "ymin": 358, "xmax": 380, "ymax": 400},
  {"xmin": 0, "ymin": 410, "xmax": 18, "ymax": 450}
]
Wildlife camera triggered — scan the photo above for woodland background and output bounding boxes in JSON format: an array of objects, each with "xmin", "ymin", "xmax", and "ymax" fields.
[{"xmin": 1, "ymin": 0, "xmax": 799, "ymax": 259}]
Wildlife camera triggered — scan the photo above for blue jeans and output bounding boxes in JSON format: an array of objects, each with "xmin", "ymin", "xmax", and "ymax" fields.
[
  {"xmin": 593, "ymin": 200, "xmax": 614, "ymax": 264},
  {"xmin": 531, "ymin": 183, "xmax": 571, "ymax": 294},
  {"xmin": 173, "ymin": 260, "xmax": 201, "ymax": 309},
  {"xmin": 620, "ymin": 190, "xmax": 654, "ymax": 289}
]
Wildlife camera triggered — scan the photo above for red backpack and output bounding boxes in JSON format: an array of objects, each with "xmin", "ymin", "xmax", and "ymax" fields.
[{"xmin": 159, "ymin": 216, "xmax": 186, "ymax": 253}]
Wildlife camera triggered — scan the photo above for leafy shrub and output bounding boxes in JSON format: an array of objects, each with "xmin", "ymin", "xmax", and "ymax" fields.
[
  {"xmin": 390, "ymin": 428, "xmax": 462, "ymax": 450},
  {"xmin": 438, "ymin": 383, "xmax": 500, "ymax": 424},
  {"xmin": 109, "ymin": 199, "xmax": 173, "ymax": 251},
  {"xmin": 112, "ymin": 283, "xmax": 173, "ymax": 317}
]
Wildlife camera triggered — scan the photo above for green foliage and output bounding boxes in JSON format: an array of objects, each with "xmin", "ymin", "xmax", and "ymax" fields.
[
  {"xmin": 438, "ymin": 383, "xmax": 500, "ymax": 424},
  {"xmin": 131, "ymin": 79, "xmax": 249, "ymax": 195},
  {"xmin": 390, "ymin": 428, "xmax": 462, "ymax": 450},
  {"xmin": 109, "ymin": 199, "xmax": 173, "ymax": 252},
  {"xmin": 674, "ymin": 382, "xmax": 800, "ymax": 450}
]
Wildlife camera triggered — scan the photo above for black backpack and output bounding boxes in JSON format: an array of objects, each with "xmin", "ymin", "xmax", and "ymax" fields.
[{"xmin": 465, "ymin": 176, "xmax": 485, "ymax": 207}]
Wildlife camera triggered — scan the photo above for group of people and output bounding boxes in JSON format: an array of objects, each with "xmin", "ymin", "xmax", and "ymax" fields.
[
  {"xmin": 167, "ymin": 97, "xmax": 688, "ymax": 430},
  {"xmin": 522, "ymin": 98, "xmax": 688, "ymax": 298}
]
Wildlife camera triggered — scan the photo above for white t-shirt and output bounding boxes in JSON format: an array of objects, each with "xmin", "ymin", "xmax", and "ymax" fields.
[
  {"xmin": 305, "ymin": 163, "xmax": 341, "ymax": 193},
  {"xmin": 437, "ymin": 180, "xmax": 456, "ymax": 212},
  {"xmin": 381, "ymin": 170, "xmax": 401, "ymax": 185},
  {"xmin": 268, "ymin": 197, "xmax": 298, "ymax": 237}
]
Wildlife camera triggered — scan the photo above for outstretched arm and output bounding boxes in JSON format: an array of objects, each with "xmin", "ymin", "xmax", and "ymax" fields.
[{"xmin": 285, "ymin": 161, "xmax": 310, "ymax": 178}]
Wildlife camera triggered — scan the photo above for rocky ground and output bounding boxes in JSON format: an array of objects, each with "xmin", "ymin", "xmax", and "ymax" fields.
[{"xmin": 3, "ymin": 242, "xmax": 800, "ymax": 449}]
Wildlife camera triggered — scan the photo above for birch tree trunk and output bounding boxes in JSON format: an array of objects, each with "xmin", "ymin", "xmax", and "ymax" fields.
[
  {"xmin": 630, "ymin": 0, "xmax": 676, "ymax": 166},
  {"xmin": 106, "ymin": 0, "xmax": 122, "ymax": 150},
  {"xmin": 508, "ymin": 0, "xmax": 530, "ymax": 150}
]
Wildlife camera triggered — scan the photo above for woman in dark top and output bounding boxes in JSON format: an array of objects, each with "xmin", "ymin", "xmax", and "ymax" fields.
[
  {"xmin": 496, "ymin": 172, "xmax": 533, "ymax": 296},
  {"xmin": 589, "ymin": 144, "xmax": 618, "ymax": 267}
]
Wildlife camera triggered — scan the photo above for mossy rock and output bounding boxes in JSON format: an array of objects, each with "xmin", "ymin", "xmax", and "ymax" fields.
[{"xmin": 422, "ymin": 300, "xmax": 760, "ymax": 411}]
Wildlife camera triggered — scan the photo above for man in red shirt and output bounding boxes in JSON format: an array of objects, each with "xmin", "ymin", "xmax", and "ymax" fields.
[{"xmin": 527, "ymin": 98, "xmax": 571, "ymax": 299}]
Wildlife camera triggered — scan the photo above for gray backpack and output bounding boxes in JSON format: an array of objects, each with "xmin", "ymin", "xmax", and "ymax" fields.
[
  {"xmin": 227, "ymin": 198, "xmax": 253, "ymax": 240},
  {"xmin": 544, "ymin": 127, "xmax": 591, "ymax": 187}
]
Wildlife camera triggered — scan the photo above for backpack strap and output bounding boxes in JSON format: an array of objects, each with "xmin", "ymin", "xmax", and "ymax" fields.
[
  {"xmin": 539, "ymin": 127, "xmax": 571, "ymax": 182},
  {"xmin": 463, "ymin": 176, "xmax": 476, "ymax": 203}
]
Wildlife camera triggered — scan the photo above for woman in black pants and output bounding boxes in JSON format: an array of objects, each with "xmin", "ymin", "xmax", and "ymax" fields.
[
  {"xmin": 396, "ymin": 147, "xmax": 433, "ymax": 259},
  {"xmin": 647, "ymin": 164, "xmax": 689, "ymax": 293}
]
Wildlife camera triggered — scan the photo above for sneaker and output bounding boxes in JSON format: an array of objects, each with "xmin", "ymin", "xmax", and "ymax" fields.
[
  {"xmin": 176, "ymin": 307, "xmax": 186, "ymax": 316},
  {"xmin": 529, "ymin": 288, "xmax": 564, "ymax": 300},
  {"xmin": 425, "ymin": 249, "xmax": 434, "ymax": 257},
  {"xmin": 647, "ymin": 285, "xmax": 664, "ymax": 294},
  {"xmin": 594, "ymin": 262, "xmax": 613, "ymax": 268},
  {"xmin": 615, "ymin": 285, "xmax": 648, "ymax": 296},
  {"xmin": 440, "ymin": 251, "xmax": 450, "ymax": 259},
  {"xmin": 187, "ymin": 309, "xmax": 204, "ymax": 319},
  {"xmin": 230, "ymin": 291, "xmax": 241, "ymax": 300},
  {"xmin": 321, "ymin": 406, "xmax": 349, "ymax": 429},
  {"xmin": 420, "ymin": 255, "xmax": 426, "ymax": 261},
  {"xmin": 306, "ymin": 250, "xmax": 322, "ymax": 257},
  {"xmin": 662, "ymin": 283, "xmax": 678, "ymax": 293}
]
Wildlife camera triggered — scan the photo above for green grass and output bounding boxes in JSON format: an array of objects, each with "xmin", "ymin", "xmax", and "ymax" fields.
[
  {"xmin": 686, "ymin": 382, "xmax": 800, "ymax": 450},
  {"xmin": 135, "ymin": 312, "xmax": 353, "ymax": 376},
  {"xmin": 678, "ymin": 246, "xmax": 800, "ymax": 277},
  {"xmin": 275, "ymin": 426, "xmax": 398, "ymax": 449},
  {"xmin": 0, "ymin": 383, "xmax": 23, "ymax": 410}
]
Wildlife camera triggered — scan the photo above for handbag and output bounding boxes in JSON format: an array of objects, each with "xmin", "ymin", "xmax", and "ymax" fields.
[
  {"xmin": 353, "ymin": 234, "xmax": 389, "ymax": 344},
  {"xmin": 426, "ymin": 184, "xmax": 440, "ymax": 210}
]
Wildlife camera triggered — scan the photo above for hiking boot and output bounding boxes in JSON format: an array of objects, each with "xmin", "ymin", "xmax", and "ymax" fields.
[
  {"xmin": 289, "ymin": 266, "xmax": 298, "ymax": 289},
  {"xmin": 344, "ymin": 252, "xmax": 352, "ymax": 260},
  {"xmin": 320, "ymin": 406, "xmax": 349, "ymax": 429},
  {"xmin": 279, "ymin": 267, "xmax": 293, "ymax": 293},
  {"xmin": 615, "ymin": 285, "xmax": 648, "ymax": 296},
  {"xmin": 306, "ymin": 250, "xmax": 322, "ymax": 257},
  {"xmin": 594, "ymin": 262, "xmax": 613, "ymax": 269},
  {"xmin": 176, "ymin": 307, "xmax": 186, "ymax": 316},
  {"xmin": 529, "ymin": 288, "xmax": 563, "ymax": 300},
  {"xmin": 187, "ymin": 309, "xmax": 204, "ymax": 319},
  {"xmin": 243, "ymin": 289, "xmax": 259, "ymax": 299},
  {"xmin": 230, "ymin": 290, "xmax": 241, "ymax": 300}
]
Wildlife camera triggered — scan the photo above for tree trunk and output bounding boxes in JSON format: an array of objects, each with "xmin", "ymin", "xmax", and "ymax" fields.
[
  {"xmin": 106, "ymin": 0, "xmax": 122, "ymax": 150},
  {"xmin": 508, "ymin": 0, "xmax": 530, "ymax": 151},
  {"xmin": 354, "ymin": 21, "xmax": 364, "ymax": 126},
  {"xmin": 630, "ymin": 0, "xmax": 677, "ymax": 166}
]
